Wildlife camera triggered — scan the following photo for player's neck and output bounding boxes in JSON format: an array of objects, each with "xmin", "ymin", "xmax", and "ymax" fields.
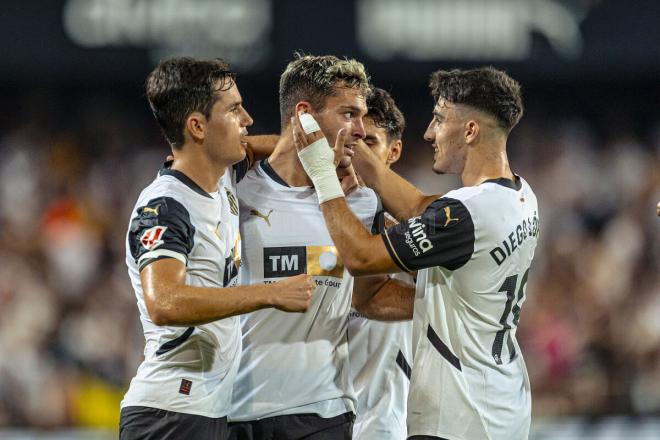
[
  {"xmin": 268, "ymin": 131, "xmax": 313, "ymax": 187},
  {"xmin": 170, "ymin": 151, "xmax": 226, "ymax": 194},
  {"xmin": 460, "ymin": 143, "xmax": 514, "ymax": 187}
]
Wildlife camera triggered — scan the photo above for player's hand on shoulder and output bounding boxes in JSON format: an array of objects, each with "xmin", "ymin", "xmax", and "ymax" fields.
[{"xmin": 270, "ymin": 274, "xmax": 315, "ymax": 312}]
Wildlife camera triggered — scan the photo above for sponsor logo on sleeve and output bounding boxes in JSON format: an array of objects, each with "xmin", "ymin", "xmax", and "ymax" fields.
[
  {"xmin": 403, "ymin": 216, "xmax": 434, "ymax": 256},
  {"xmin": 142, "ymin": 204, "xmax": 161, "ymax": 216},
  {"xmin": 140, "ymin": 226, "xmax": 167, "ymax": 250},
  {"xmin": 443, "ymin": 206, "xmax": 459, "ymax": 227}
]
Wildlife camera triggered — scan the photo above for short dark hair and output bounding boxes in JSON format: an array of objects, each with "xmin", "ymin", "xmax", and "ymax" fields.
[
  {"xmin": 146, "ymin": 57, "xmax": 235, "ymax": 148},
  {"xmin": 279, "ymin": 53, "xmax": 371, "ymax": 128},
  {"xmin": 429, "ymin": 67, "xmax": 523, "ymax": 132},
  {"xmin": 366, "ymin": 88, "xmax": 405, "ymax": 142}
]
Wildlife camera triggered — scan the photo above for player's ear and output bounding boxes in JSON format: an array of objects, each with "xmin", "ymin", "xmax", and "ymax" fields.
[
  {"xmin": 386, "ymin": 139, "xmax": 403, "ymax": 165},
  {"xmin": 186, "ymin": 112, "xmax": 206, "ymax": 143},
  {"xmin": 465, "ymin": 120, "xmax": 479, "ymax": 144},
  {"xmin": 295, "ymin": 101, "xmax": 313, "ymax": 115}
]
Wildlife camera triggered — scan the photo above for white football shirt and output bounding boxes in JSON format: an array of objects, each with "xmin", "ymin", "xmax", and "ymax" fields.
[
  {"xmin": 229, "ymin": 160, "xmax": 379, "ymax": 421},
  {"xmin": 382, "ymin": 176, "xmax": 539, "ymax": 439},
  {"xmin": 122, "ymin": 161, "xmax": 245, "ymax": 418},
  {"xmin": 348, "ymin": 272, "xmax": 413, "ymax": 440}
]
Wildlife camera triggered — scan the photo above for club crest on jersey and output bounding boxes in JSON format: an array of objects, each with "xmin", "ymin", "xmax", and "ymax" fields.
[
  {"xmin": 224, "ymin": 187, "xmax": 239, "ymax": 216},
  {"xmin": 404, "ymin": 216, "xmax": 434, "ymax": 256},
  {"xmin": 140, "ymin": 226, "xmax": 167, "ymax": 250}
]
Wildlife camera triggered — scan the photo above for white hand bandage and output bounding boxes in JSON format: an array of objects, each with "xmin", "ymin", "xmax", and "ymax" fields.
[
  {"xmin": 296, "ymin": 114, "xmax": 344, "ymax": 203},
  {"xmin": 299, "ymin": 112, "xmax": 321, "ymax": 134}
]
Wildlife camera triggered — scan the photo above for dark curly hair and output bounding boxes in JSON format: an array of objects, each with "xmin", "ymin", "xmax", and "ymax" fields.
[
  {"xmin": 429, "ymin": 67, "xmax": 523, "ymax": 133},
  {"xmin": 366, "ymin": 88, "xmax": 405, "ymax": 142},
  {"xmin": 146, "ymin": 57, "xmax": 235, "ymax": 148}
]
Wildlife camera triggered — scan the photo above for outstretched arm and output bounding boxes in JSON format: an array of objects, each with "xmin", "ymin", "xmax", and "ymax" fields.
[
  {"xmin": 350, "ymin": 141, "xmax": 439, "ymax": 220},
  {"xmin": 245, "ymin": 134, "xmax": 279, "ymax": 159},
  {"xmin": 353, "ymin": 275, "xmax": 414, "ymax": 321},
  {"xmin": 142, "ymin": 259, "xmax": 313, "ymax": 326},
  {"xmin": 292, "ymin": 112, "xmax": 475, "ymax": 278}
]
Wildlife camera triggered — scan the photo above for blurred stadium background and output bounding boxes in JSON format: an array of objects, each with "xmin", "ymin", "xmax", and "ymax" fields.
[{"xmin": 1, "ymin": 0, "xmax": 659, "ymax": 438}]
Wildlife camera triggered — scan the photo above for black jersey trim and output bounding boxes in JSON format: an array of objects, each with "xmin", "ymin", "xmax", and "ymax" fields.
[
  {"xmin": 156, "ymin": 327, "xmax": 195, "ymax": 356},
  {"xmin": 482, "ymin": 175, "xmax": 522, "ymax": 191},
  {"xmin": 427, "ymin": 325, "xmax": 462, "ymax": 371},
  {"xmin": 370, "ymin": 195, "xmax": 386, "ymax": 234},
  {"xmin": 159, "ymin": 164, "xmax": 213, "ymax": 199},
  {"xmin": 381, "ymin": 232, "xmax": 412, "ymax": 272},
  {"xmin": 233, "ymin": 156, "xmax": 251, "ymax": 184},
  {"xmin": 396, "ymin": 350, "xmax": 412, "ymax": 380},
  {"xmin": 260, "ymin": 159, "xmax": 290, "ymax": 187}
]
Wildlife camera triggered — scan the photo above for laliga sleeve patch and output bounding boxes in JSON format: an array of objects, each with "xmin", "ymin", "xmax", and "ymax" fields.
[
  {"xmin": 128, "ymin": 197, "xmax": 196, "ymax": 270},
  {"xmin": 140, "ymin": 226, "xmax": 168, "ymax": 250}
]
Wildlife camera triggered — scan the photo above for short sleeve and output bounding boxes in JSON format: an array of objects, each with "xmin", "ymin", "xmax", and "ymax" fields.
[
  {"xmin": 381, "ymin": 197, "xmax": 474, "ymax": 272},
  {"xmin": 128, "ymin": 197, "xmax": 196, "ymax": 271}
]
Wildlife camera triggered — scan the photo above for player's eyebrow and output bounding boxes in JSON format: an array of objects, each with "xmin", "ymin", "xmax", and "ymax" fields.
[{"xmin": 339, "ymin": 105, "xmax": 365, "ymax": 115}]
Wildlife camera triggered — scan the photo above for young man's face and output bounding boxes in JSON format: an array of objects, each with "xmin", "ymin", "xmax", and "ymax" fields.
[
  {"xmin": 312, "ymin": 86, "xmax": 368, "ymax": 167},
  {"xmin": 361, "ymin": 116, "xmax": 401, "ymax": 167},
  {"xmin": 423, "ymin": 99, "xmax": 468, "ymax": 174},
  {"xmin": 205, "ymin": 83, "xmax": 253, "ymax": 166}
]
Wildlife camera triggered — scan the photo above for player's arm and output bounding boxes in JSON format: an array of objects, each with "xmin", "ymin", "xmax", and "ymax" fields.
[
  {"xmin": 352, "ymin": 275, "xmax": 414, "ymax": 321},
  {"xmin": 245, "ymin": 134, "xmax": 279, "ymax": 159},
  {"xmin": 351, "ymin": 141, "xmax": 439, "ymax": 220},
  {"xmin": 292, "ymin": 112, "xmax": 475, "ymax": 276},
  {"xmin": 141, "ymin": 259, "xmax": 313, "ymax": 326},
  {"xmin": 130, "ymin": 196, "xmax": 312, "ymax": 327},
  {"xmin": 319, "ymin": 198, "xmax": 400, "ymax": 275}
]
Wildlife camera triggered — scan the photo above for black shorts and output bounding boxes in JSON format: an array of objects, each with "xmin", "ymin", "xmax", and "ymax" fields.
[
  {"xmin": 120, "ymin": 406, "xmax": 229, "ymax": 440},
  {"xmin": 228, "ymin": 412, "xmax": 354, "ymax": 440}
]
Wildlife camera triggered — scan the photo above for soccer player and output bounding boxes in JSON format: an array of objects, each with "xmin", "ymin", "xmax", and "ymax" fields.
[
  {"xmin": 348, "ymin": 88, "xmax": 414, "ymax": 440},
  {"xmin": 120, "ymin": 57, "xmax": 314, "ymax": 440},
  {"xmin": 228, "ymin": 54, "xmax": 409, "ymax": 440},
  {"xmin": 293, "ymin": 67, "xmax": 539, "ymax": 440}
]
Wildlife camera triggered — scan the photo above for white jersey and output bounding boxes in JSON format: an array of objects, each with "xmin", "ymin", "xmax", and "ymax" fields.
[
  {"xmin": 347, "ymin": 271, "xmax": 414, "ymax": 440},
  {"xmin": 229, "ymin": 160, "xmax": 379, "ymax": 421},
  {"xmin": 381, "ymin": 176, "xmax": 539, "ymax": 440},
  {"xmin": 122, "ymin": 161, "xmax": 247, "ymax": 418}
]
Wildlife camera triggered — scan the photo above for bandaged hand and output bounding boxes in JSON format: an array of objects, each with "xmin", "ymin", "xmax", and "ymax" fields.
[{"xmin": 292, "ymin": 112, "xmax": 346, "ymax": 203}]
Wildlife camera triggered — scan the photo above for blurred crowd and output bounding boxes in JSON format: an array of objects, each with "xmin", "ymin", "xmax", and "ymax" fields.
[{"xmin": 0, "ymin": 88, "xmax": 658, "ymax": 429}]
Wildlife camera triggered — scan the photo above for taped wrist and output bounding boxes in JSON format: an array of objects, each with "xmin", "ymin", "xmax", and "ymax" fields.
[{"xmin": 297, "ymin": 137, "xmax": 344, "ymax": 203}]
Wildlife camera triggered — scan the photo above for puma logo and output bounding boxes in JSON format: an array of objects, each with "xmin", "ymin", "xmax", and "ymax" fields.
[
  {"xmin": 443, "ymin": 206, "xmax": 459, "ymax": 227},
  {"xmin": 207, "ymin": 222, "xmax": 222, "ymax": 240},
  {"xmin": 250, "ymin": 209, "xmax": 274, "ymax": 226},
  {"xmin": 143, "ymin": 205, "xmax": 160, "ymax": 216}
]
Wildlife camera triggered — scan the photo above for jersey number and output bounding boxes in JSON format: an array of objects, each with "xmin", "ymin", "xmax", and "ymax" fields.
[{"xmin": 492, "ymin": 267, "xmax": 529, "ymax": 365}]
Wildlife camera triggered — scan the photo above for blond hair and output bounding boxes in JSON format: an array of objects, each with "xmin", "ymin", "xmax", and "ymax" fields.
[{"xmin": 279, "ymin": 53, "xmax": 371, "ymax": 128}]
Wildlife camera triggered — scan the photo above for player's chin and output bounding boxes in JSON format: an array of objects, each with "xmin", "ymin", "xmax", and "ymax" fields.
[
  {"xmin": 337, "ymin": 155, "xmax": 353, "ymax": 168},
  {"xmin": 230, "ymin": 143, "xmax": 247, "ymax": 163},
  {"xmin": 432, "ymin": 160, "xmax": 447, "ymax": 174}
]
